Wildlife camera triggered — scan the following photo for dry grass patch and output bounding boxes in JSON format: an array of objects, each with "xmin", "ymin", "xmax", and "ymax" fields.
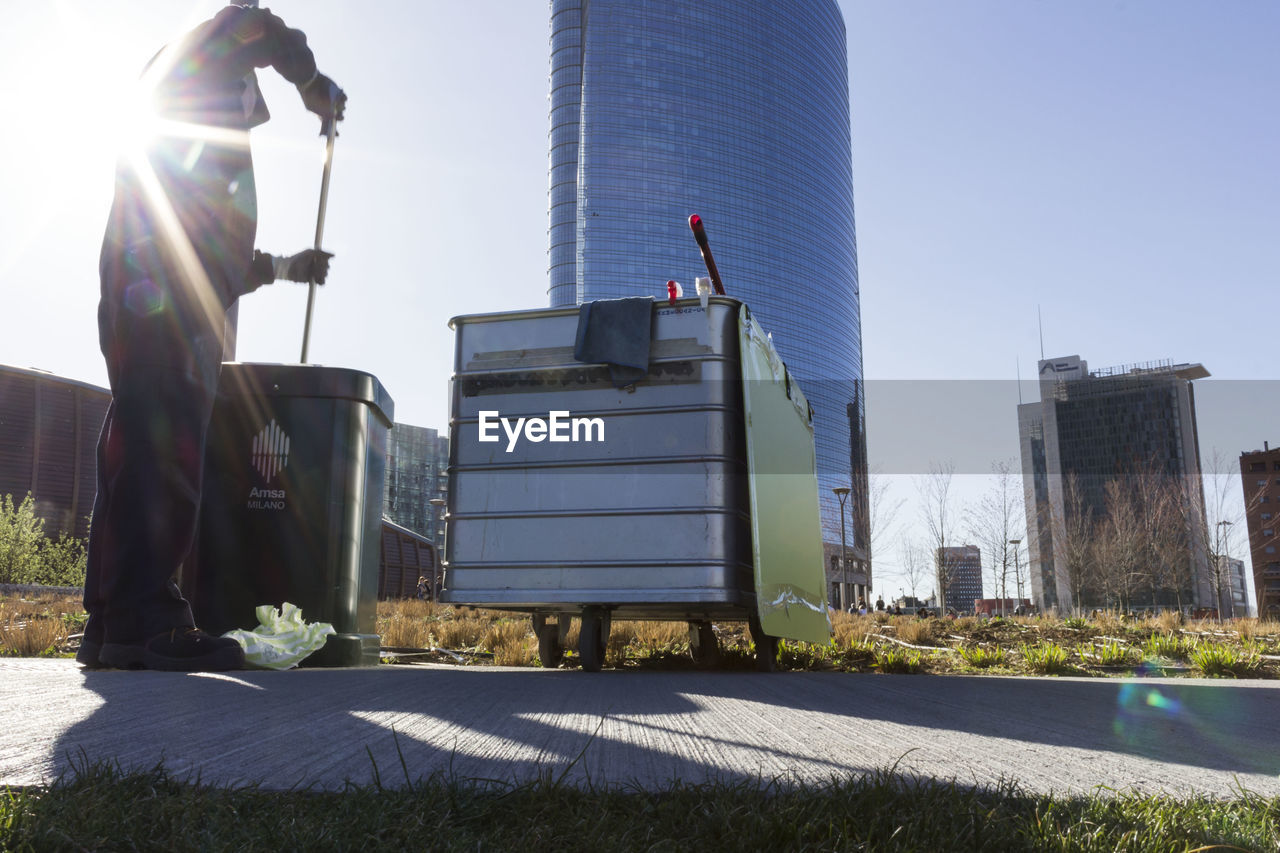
[
  {"xmin": 1151, "ymin": 610, "xmax": 1184, "ymax": 633},
  {"xmin": 0, "ymin": 593, "xmax": 82, "ymax": 657},
  {"xmin": 429, "ymin": 611, "xmax": 493, "ymax": 650},
  {"xmin": 485, "ymin": 620, "xmax": 537, "ymax": 666},
  {"xmin": 894, "ymin": 618, "xmax": 937, "ymax": 647},
  {"xmin": 1089, "ymin": 611, "xmax": 1129, "ymax": 635},
  {"xmin": 379, "ymin": 611, "xmax": 432, "ymax": 649},
  {"xmin": 376, "ymin": 599, "xmax": 445, "ymax": 648},
  {"xmin": 831, "ymin": 611, "xmax": 876, "ymax": 647},
  {"xmin": 0, "ymin": 612, "xmax": 68, "ymax": 656}
]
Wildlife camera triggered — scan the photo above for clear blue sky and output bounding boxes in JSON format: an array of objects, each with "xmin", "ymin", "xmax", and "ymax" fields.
[{"xmin": 1, "ymin": 1, "xmax": 1275, "ymax": 599}]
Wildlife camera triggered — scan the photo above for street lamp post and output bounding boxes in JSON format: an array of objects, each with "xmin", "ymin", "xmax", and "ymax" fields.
[
  {"xmin": 429, "ymin": 498, "xmax": 447, "ymax": 598},
  {"xmin": 833, "ymin": 487, "xmax": 851, "ymax": 611},
  {"xmin": 1008, "ymin": 538, "xmax": 1022, "ymax": 612},
  {"xmin": 1217, "ymin": 520, "xmax": 1234, "ymax": 620}
]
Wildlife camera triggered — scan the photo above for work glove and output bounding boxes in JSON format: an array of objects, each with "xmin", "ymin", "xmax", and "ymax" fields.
[
  {"xmin": 298, "ymin": 72, "xmax": 346, "ymax": 135},
  {"xmin": 273, "ymin": 249, "xmax": 334, "ymax": 284}
]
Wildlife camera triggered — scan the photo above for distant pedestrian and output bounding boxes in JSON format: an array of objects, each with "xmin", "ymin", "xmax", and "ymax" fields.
[{"xmin": 416, "ymin": 576, "xmax": 428, "ymax": 600}]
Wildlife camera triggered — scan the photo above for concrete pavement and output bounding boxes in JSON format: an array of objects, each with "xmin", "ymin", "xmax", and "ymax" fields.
[{"xmin": 2, "ymin": 659, "xmax": 1277, "ymax": 796}]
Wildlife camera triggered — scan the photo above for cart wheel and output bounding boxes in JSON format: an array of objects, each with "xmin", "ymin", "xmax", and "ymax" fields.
[
  {"xmin": 579, "ymin": 608, "xmax": 607, "ymax": 672},
  {"xmin": 748, "ymin": 612, "xmax": 779, "ymax": 672},
  {"xmin": 688, "ymin": 620, "xmax": 720, "ymax": 667},
  {"xmin": 533, "ymin": 614, "xmax": 564, "ymax": 668}
]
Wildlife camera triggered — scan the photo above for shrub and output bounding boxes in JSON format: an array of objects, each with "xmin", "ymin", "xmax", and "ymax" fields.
[
  {"xmin": 1062, "ymin": 616, "xmax": 1089, "ymax": 630},
  {"xmin": 957, "ymin": 644, "xmax": 1006, "ymax": 668},
  {"xmin": 0, "ymin": 494, "xmax": 87, "ymax": 587},
  {"xmin": 0, "ymin": 494, "xmax": 43, "ymax": 584},
  {"xmin": 1019, "ymin": 642, "xmax": 1071, "ymax": 674},
  {"xmin": 1191, "ymin": 643, "xmax": 1262, "ymax": 678}
]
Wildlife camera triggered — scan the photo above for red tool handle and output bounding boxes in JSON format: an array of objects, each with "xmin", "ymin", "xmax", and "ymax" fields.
[{"xmin": 688, "ymin": 214, "xmax": 726, "ymax": 295}]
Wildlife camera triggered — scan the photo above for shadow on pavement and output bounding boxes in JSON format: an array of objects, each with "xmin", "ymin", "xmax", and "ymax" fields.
[{"xmin": 51, "ymin": 666, "xmax": 1279, "ymax": 790}]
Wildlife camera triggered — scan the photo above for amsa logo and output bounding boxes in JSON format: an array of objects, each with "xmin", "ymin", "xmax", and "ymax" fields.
[
  {"xmin": 251, "ymin": 419, "xmax": 290, "ymax": 483},
  {"xmin": 1038, "ymin": 357, "xmax": 1083, "ymax": 379}
]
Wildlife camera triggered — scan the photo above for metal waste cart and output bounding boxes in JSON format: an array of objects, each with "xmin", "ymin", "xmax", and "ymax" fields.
[
  {"xmin": 441, "ymin": 296, "xmax": 829, "ymax": 670},
  {"xmin": 186, "ymin": 363, "xmax": 394, "ymax": 667}
]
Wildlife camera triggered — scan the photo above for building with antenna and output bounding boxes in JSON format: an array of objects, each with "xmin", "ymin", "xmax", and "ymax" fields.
[
  {"xmin": 547, "ymin": 0, "xmax": 868, "ymax": 603},
  {"xmin": 1017, "ymin": 355, "xmax": 1212, "ymax": 612}
]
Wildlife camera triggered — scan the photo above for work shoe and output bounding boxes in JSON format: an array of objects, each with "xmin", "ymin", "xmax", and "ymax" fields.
[{"xmin": 100, "ymin": 628, "xmax": 245, "ymax": 672}]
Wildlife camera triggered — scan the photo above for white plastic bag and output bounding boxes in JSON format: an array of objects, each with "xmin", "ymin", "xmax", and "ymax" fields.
[{"xmin": 222, "ymin": 602, "xmax": 335, "ymax": 670}]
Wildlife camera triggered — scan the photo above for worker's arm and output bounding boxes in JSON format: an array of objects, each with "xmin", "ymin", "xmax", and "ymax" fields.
[
  {"xmin": 248, "ymin": 250, "xmax": 333, "ymax": 289},
  {"xmin": 245, "ymin": 8, "xmax": 347, "ymax": 131}
]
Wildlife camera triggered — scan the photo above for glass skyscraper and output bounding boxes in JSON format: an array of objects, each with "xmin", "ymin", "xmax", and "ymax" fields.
[{"xmin": 547, "ymin": 0, "xmax": 869, "ymax": 599}]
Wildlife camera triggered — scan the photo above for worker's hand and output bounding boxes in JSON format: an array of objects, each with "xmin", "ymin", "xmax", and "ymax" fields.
[
  {"xmin": 273, "ymin": 249, "xmax": 334, "ymax": 284},
  {"xmin": 299, "ymin": 73, "xmax": 346, "ymax": 135}
]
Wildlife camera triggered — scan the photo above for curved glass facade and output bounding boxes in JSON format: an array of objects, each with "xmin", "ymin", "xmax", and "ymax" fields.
[{"xmin": 547, "ymin": 0, "xmax": 869, "ymax": 588}]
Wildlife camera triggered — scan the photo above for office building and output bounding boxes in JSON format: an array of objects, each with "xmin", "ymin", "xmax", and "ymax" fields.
[
  {"xmin": 1212, "ymin": 556, "xmax": 1251, "ymax": 618},
  {"xmin": 1240, "ymin": 443, "xmax": 1280, "ymax": 618},
  {"xmin": 383, "ymin": 423, "xmax": 449, "ymax": 543},
  {"xmin": 0, "ymin": 365, "xmax": 109, "ymax": 539},
  {"xmin": 547, "ymin": 0, "xmax": 868, "ymax": 595},
  {"xmin": 937, "ymin": 545, "xmax": 983, "ymax": 613},
  {"xmin": 1018, "ymin": 355, "xmax": 1211, "ymax": 612}
]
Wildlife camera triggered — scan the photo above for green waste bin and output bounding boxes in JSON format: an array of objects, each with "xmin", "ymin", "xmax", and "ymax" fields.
[{"xmin": 187, "ymin": 363, "xmax": 394, "ymax": 667}]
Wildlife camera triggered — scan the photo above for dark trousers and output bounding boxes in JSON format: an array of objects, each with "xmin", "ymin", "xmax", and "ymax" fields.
[{"xmin": 84, "ymin": 295, "xmax": 225, "ymax": 645}]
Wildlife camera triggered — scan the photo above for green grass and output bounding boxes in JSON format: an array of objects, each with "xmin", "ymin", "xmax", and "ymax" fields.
[
  {"xmin": 1019, "ymin": 641, "xmax": 1072, "ymax": 674},
  {"xmin": 872, "ymin": 645, "xmax": 924, "ymax": 674},
  {"xmin": 957, "ymin": 644, "xmax": 1008, "ymax": 668},
  {"xmin": 1191, "ymin": 643, "xmax": 1263, "ymax": 678},
  {"xmin": 1143, "ymin": 632, "xmax": 1194, "ymax": 661},
  {"xmin": 1085, "ymin": 639, "xmax": 1141, "ymax": 668},
  {"xmin": 2, "ymin": 762, "xmax": 1276, "ymax": 852}
]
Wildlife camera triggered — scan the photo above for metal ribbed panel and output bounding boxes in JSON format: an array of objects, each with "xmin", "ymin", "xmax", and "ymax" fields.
[{"xmin": 443, "ymin": 297, "xmax": 753, "ymax": 617}]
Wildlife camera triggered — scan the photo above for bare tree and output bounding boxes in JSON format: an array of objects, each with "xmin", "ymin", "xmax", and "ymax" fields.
[
  {"xmin": 1056, "ymin": 472, "xmax": 1098, "ymax": 614},
  {"xmin": 866, "ymin": 469, "xmax": 904, "ymax": 573},
  {"xmin": 965, "ymin": 460, "xmax": 1023, "ymax": 615},
  {"xmin": 1098, "ymin": 478, "xmax": 1144, "ymax": 611},
  {"xmin": 898, "ymin": 536, "xmax": 930, "ymax": 603},
  {"xmin": 1195, "ymin": 450, "xmax": 1255, "ymax": 618},
  {"xmin": 917, "ymin": 460, "xmax": 958, "ymax": 613},
  {"xmin": 1141, "ymin": 466, "xmax": 1198, "ymax": 613}
]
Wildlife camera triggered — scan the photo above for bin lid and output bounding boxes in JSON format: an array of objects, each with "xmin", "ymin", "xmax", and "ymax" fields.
[{"xmin": 218, "ymin": 363, "xmax": 395, "ymax": 426}]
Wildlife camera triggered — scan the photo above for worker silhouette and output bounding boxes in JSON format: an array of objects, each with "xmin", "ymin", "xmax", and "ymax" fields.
[{"xmin": 80, "ymin": 3, "xmax": 346, "ymax": 671}]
